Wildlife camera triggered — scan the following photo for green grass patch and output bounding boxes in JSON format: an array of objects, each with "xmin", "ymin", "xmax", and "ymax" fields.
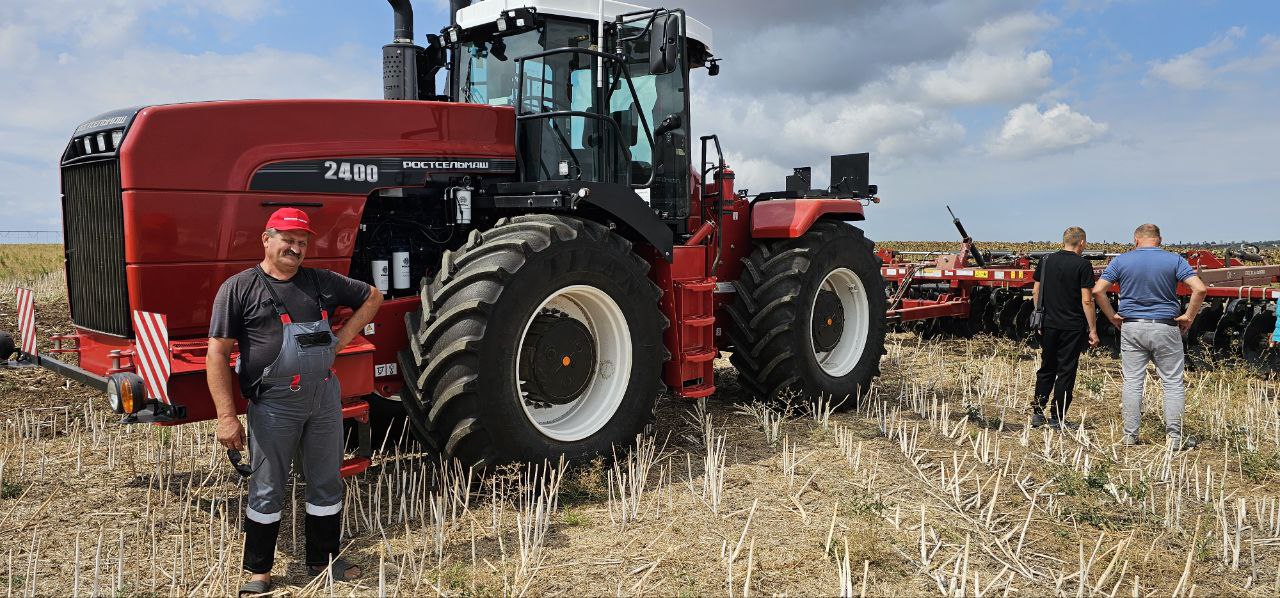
[
  {"xmin": 1240, "ymin": 450, "xmax": 1280, "ymax": 483},
  {"xmin": 1, "ymin": 480, "xmax": 24, "ymax": 500},
  {"xmin": 0, "ymin": 244, "xmax": 62, "ymax": 279}
]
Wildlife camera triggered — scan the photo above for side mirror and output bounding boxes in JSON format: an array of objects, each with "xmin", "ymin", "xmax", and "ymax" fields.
[
  {"xmin": 648, "ymin": 13, "xmax": 681, "ymax": 75},
  {"xmin": 653, "ymin": 113, "xmax": 682, "ymax": 137}
]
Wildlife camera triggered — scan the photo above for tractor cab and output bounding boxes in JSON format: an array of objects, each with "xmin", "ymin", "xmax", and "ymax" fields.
[{"xmin": 447, "ymin": 1, "xmax": 716, "ymax": 230}]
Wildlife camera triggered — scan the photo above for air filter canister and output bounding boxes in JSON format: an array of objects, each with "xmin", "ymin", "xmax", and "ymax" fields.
[
  {"xmin": 372, "ymin": 259, "xmax": 390, "ymax": 294},
  {"xmin": 392, "ymin": 250, "xmax": 411, "ymax": 290}
]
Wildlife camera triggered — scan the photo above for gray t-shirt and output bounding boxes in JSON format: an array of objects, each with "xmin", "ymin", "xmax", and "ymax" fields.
[{"xmin": 210, "ymin": 266, "xmax": 370, "ymax": 396}]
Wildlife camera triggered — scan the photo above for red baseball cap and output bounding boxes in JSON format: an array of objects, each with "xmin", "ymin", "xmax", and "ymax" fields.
[{"xmin": 265, "ymin": 207, "xmax": 317, "ymax": 235}]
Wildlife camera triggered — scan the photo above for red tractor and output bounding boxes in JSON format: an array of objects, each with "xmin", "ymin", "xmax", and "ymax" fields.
[{"xmin": 0, "ymin": 0, "xmax": 887, "ymax": 470}]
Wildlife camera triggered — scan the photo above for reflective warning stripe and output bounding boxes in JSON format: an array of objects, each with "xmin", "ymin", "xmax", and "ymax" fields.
[
  {"xmin": 15, "ymin": 288, "xmax": 36, "ymax": 356},
  {"xmin": 131, "ymin": 310, "xmax": 170, "ymax": 404}
]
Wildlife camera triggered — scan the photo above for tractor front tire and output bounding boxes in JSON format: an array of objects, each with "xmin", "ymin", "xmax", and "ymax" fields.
[
  {"xmin": 400, "ymin": 215, "xmax": 666, "ymax": 469},
  {"xmin": 726, "ymin": 221, "xmax": 886, "ymax": 409},
  {"xmin": 0, "ymin": 331, "xmax": 14, "ymax": 361}
]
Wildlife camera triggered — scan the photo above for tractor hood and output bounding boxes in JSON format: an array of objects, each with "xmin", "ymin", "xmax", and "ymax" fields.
[{"xmin": 63, "ymin": 99, "xmax": 516, "ymax": 193}]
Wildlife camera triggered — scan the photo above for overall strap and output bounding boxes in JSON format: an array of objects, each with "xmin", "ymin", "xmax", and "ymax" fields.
[
  {"xmin": 254, "ymin": 266, "xmax": 293, "ymax": 324},
  {"xmin": 306, "ymin": 268, "xmax": 329, "ymax": 321}
]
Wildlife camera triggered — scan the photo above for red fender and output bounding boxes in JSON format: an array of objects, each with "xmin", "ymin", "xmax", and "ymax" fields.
[{"xmin": 750, "ymin": 199, "xmax": 865, "ymax": 238}]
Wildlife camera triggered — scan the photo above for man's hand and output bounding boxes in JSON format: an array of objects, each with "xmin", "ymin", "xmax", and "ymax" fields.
[
  {"xmin": 1088, "ymin": 329, "xmax": 1099, "ymax": 348},
  {"xmin": 217, "ymin": 415, "xmax": 246, "ymax": 450},
  {"xmin": 1175, "ymin": 312, "xmax": 1194, "ymax": 332},
  {"xmin": 1108, "ymin": 313, "xmax": 1123, "ymax": 328},
  {"xmin": 333, "ymin": 330, "xmax": 352, "ymax": 354}
]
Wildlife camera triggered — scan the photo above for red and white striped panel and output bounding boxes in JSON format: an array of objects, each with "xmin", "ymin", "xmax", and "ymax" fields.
[
  {"xmin": 14, "ymin": 288, "xmax": 37, "ymax": 356},
  {"xmin": 131, "ymin": 310, "xmax": 171, "ymax": 404}
]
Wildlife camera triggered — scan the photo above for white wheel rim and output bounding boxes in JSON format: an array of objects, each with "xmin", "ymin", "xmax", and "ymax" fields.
[
  {"xmin": 811, "ymin": 268, "xmax": 869, "ymax": 377},
  {"xmin": 516, "ymin": 285, "xmax": 631, "ymax": 442}
]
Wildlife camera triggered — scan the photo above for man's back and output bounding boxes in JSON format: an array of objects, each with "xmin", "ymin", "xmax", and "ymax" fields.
[
  {"xmin": 1035, "ymin": 250, "xmax": 1095, "ymax": 330},
  {"xmin": 1099, "ymin": 248, "xmax": 1195, "ymax": 320}
]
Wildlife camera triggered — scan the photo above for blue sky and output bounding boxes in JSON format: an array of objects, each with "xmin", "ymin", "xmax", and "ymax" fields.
[{"xmin": 0, "ymin": 0, "xmax": 1277, "ymax": 244}]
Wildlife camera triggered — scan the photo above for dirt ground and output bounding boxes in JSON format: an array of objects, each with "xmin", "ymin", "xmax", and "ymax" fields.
[{"xmin": 3, "ymin": 257, "xmax": 1280, "ymax": 596}]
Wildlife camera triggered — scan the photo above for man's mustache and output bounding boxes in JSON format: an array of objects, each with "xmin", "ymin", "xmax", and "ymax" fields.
[{"xmin": 283, "ymin": 250, "xmax": 301, "ymax": 258}]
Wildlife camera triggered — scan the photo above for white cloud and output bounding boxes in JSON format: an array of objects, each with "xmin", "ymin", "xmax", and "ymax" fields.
[
  {"xmin": 972, "ymin": 12, "xmax": 1058, "ymax": 52},
  {"xmin": 989, "ymin": 103, "xmax": 1108, "ymax": 158},
  {"xmin": 902, "ymin": 49, "xmax": 1053, "ymax": 106},
  {"xmin": 1147, "ymin": 26, "xmax": 1245, "ymax": 89},
  {"xmin": 1220, "ymin": 34, "xmax": 1280, "ymax": 75},
  {"xmin": 0, "ymin": 1, "xmax": 376, "ymax": 231},
  {"xmin": 189, "ymin": 0, "xmax": 276, "ymax": 21},
  {"xmin": 886, "ymin": 13, "xmax": 1057, "ymax": 107}
]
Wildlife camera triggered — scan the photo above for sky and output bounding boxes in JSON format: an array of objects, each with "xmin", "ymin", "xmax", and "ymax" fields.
[{"xmin": 0, "ymin": 0, "xmax": 1277, "ymax": 243}]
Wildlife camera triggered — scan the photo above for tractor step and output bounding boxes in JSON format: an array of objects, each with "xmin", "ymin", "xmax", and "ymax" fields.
[
  {"xmin": 340, "ymin": 397, "xmax": 371, "ymax": 477},
  {"xmin": 668, "ymin": 276, "xmax": 718, "ymax": 398}
]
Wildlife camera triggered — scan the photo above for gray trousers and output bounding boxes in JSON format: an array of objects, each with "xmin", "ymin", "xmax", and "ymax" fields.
[
  {"xmin": 245, "ymin": 375, "xmax": 345, "ymax": 524},
  {"xmin": 1120, "ymin": 322, "xmax": 1186, "ymax": 440}
]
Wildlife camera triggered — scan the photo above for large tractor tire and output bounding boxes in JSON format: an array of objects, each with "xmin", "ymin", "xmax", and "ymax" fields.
[
  {"xmin": 399, "ymin": 215, "xmax": 666, "ymax": 469},
  {"xmin": 725, "ymin": 221, "xmax": 887, "ymax": 409},
  {"xmin": 0, "ymin": 331, "xmax": 15, "ymax": 361}
]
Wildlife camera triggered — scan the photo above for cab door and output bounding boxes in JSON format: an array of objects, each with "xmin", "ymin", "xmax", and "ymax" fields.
[{"xmin": 609, "ymin": 10, "xmax": 691, "ymax": 227}]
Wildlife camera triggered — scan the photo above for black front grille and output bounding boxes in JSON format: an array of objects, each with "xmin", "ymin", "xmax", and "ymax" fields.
[{"xmin": 62, "ymin": 160, "xmax": 130, "ymax": 337}]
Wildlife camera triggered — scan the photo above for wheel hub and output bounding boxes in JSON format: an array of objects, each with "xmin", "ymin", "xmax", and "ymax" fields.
[
  {"xmin": 519, "ymin": 311, "xmax": 596, "ymax": 406},
  {"xmin": 812, "ymin": 289, "xmax": 845, "ymax": 352}
]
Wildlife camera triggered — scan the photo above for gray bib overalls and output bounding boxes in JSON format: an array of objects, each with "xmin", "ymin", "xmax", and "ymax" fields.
[{"xmin": 239, "ymin": 268, "xmax": 345, "ymax": 572}]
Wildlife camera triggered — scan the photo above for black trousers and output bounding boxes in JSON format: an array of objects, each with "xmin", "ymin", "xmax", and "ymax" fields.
[
  {"xmin": 244, "ymin": 513, "xmax": 343, "ymax": 574},
  {"xmin": 1034, "ymin": 326, "xmax": 1088, "ymax": 420}
]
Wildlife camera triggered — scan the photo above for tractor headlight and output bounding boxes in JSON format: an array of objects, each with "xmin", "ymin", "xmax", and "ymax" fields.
[
  {"xmin": 110, "ymin": 130, "xmax": 123, "ymax": 149},
  {"xmin": 106, "ymin": 372, "xmax": 147, "ymax": 415}
]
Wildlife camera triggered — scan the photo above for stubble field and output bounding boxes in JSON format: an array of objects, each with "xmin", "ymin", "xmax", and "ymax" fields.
[{"xmin": 2, "ymin": 243, "xmax": 1279, "ymax": 596}]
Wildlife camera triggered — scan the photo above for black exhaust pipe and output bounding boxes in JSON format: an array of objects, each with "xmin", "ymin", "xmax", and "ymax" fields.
[
  {"xmin": 384, "ymin": 0, "xmax": 421, "ymax": 100},
  {"xmin": 389, "ymin": 0, "xmax": 413, "ymax": 42}
]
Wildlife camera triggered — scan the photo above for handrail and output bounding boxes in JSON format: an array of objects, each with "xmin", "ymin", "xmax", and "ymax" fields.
[
  {"xmin": 514, "ymin": 46, "xmax": 657, "ymax": 188},
  {"xmin": 700, "ymin": 134, "xmax": 726, "ymax": 275}
]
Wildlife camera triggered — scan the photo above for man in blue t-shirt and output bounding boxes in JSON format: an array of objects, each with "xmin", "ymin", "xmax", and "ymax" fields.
[{"xmin": 1092, "ymin": 223, "xmax": 1207, "ymax": 450}]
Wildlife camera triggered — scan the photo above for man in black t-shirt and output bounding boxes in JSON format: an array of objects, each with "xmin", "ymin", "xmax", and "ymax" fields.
[
  {"xmin": 1031, "ymin": 226, "xmax": 1098, "ymax": 429},
  {"xmin": 206, "ymin": 208, "xmax": 381, "ymax": 595}
]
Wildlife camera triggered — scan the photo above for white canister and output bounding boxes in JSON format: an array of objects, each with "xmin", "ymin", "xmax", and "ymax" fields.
[
  {"xmin": 392, "ymin": 250, "xmax": 411, "ymax": 290},
  {"xmin": 371, "ymin": 259, "xmax": 390, "ymax": 294}
]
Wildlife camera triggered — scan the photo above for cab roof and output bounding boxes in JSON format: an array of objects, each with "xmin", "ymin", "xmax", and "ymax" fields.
[{"xmin": 456, "ymin": 0, "xmax": 713, "ymax": 53}]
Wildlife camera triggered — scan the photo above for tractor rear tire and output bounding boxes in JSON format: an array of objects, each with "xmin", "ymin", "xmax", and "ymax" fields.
[
  {"xmin": 725, "ymin": 221, "xmax": 886, "ymax": 409},
  {"xmin": 399, "ymin": 215, "xmax": 666, "ymax": 469}
]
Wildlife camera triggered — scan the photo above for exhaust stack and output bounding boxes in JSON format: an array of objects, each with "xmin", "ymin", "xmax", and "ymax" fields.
[
  {"xmin": 383, "ymin": 0, "xmax": 446, "ymax": 101},
  {"xmin": 383, "ymin": 0, "xmax": 420, "ymax": 100},
  {"xmin": 389, "ymin": 0, "xmax": 413, "ymax": 42}
]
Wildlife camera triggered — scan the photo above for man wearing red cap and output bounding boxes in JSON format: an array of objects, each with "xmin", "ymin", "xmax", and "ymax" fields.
[{"xmin": 206, "ymin": 208, "xmax": 382, "ymax": 594}]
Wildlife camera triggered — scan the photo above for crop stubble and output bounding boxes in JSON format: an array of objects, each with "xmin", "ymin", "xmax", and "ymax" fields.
[{"xmin": 1, "ymin": 244, "xmax": 1279, "ymax": 595}]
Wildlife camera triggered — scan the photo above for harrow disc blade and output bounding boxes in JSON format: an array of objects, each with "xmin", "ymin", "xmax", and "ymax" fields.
[
  {"xmin": 999, "ymin": 295, "xmax": 1023, "ymax": 338},
  {"xmin": 1212, "ymin": 299, "xmax": 1251, "ymax": 354},
  {"xmin": 964, "ymin": 288, "xmax": 992, "ymax": 337},
  {"xmin": 1240, "ymin": 305, "xmax": 1278, "ymax": 371},
  {"xmin": 982, "ymin": 290, "xmax": 1004, "ymax": 334},
  {"xmin": 944, "ymin": 288, "xmax": 989, "ymax": 338},
  {"xmin": 1186, "ymin": 301, "xmax": 1224, "ymax": 358},
  {"xmin": 1013, "ymin": 300, "xmax": 1037, "ymax": 344}
]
